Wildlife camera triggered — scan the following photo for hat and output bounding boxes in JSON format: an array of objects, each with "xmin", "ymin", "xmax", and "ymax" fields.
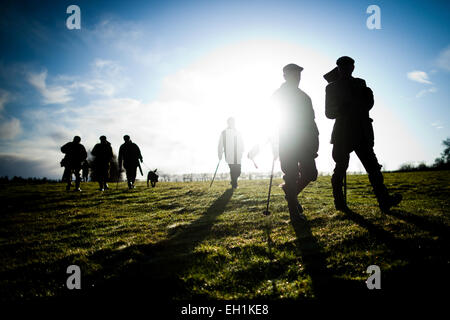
[
  {"xmin": 99, "ymin": 135, "xmax": 106, "ymax": 141},
  {"xmin": 283, "ymin": 64, "xmax": 304, "ymax": 74},
  {"xmin": 336, "ymin": 56, "xmax": 355, "ymax": 67}
]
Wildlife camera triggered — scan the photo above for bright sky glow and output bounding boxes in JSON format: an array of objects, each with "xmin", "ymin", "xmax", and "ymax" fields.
[{"xmin": 0, "ymin": 0, "xmax": 448, "ymax": 178}]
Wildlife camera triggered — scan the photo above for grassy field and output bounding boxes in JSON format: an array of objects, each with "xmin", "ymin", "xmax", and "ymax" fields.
[{"xmin": 0, "ymin": 171, "xmax": 449, "ymax": 307}]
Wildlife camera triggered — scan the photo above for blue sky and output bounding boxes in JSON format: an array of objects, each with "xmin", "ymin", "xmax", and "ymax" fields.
[{"xmin": 0, "ymin": 0, "xmax": 448, "ymax": 178}]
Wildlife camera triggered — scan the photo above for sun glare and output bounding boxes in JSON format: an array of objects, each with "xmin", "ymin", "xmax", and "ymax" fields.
[{"xmin": 163, "ymin": 39, "xmax": 335, "ymax": 172}]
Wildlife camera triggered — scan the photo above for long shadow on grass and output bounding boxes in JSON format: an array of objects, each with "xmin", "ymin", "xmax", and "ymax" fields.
[
  {"xmin": 340, "ymin": 208, "xmax": 449, "ymax": 303},
  {"xmin": 79, "ymin": 188, "xmax": 234, "ymax": 302},
  {"xmin": 386, "ymin": 209, "xmax": 450, "ymax": 241},
  {"xmin": 289, "ymin": 214, "xmax": 366, "ymax": 302}
]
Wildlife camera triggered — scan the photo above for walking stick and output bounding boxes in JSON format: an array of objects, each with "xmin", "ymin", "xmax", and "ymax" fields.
[
  {"xmin": 344, "ymin": 173, "xmax": 347, "ymax": 205},
  {"xmin": 116, "ymin": 167, "xmax": 121, "ymax": 190},
  {"xmin": 210, "ymin": 160, "xmax": 221, "ymax": 188},
  {"xmin": 263, "ymin": 158, "xmax": 276, "ymax": 216}
]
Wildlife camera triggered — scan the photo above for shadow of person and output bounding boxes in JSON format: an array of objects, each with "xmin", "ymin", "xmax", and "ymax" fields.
[
  {"xmin": 289, "ymin": 214, "xmax": 366, "ymax": 303},
  {"xmin": 339, "ymin": 207, "xmax": 449, "ymax": 305},
  {"xmin": 386, "ymin": 209, "xmax": 450, "ymax": 241},
  {"xmin": 81, "ymin": 188, "xmax": 234, "ymax": 303}
]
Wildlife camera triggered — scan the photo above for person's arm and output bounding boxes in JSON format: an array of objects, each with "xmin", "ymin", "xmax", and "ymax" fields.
[
  {"xmin": 61, "ymin": 143, "xmax": 69, "ymax": 154},
  {"xmin": 81, "ymin": 146, "xmax": 87, "ymax": 161},
  {"xmin": 108, "ymin": 145, "xmax": 113, "ymax": 161},
  {"xmin": 91, "ymin": 145, "xmax": 97, "ymax": 157},
  {"xmin": 237, "ymin": 131, "xmax": 244, "ymax": 153},
  {"xmin": 218, "ymin": 131, "xmax": 224, "ymax": 160},
  {"xmin": 137, "ymin": 145, "xmax": 143, "ymax": 162},
  {"xmin": 363, "ymin": 87, "xmax": 374, "ymax": 112},
  {"xmin": 325, "ymin": 85, "xmax": 340, "ymax": 119},
  {"xmin": 118, "ymin": 146, "xmax": 123, "ymax": 170}
]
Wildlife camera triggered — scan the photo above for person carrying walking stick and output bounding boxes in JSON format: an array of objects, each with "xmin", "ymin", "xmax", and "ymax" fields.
[
  {"xmin": 272, "ymin": 64, "xmax": 319, "ymax": 221},
  {"xmin": 217, "ymin": 117, "xmax": 244, "ymax": 189},
  {"xmin": 325, "ymin": 56, "xmax": 402, "ymax": 212},
  {"xmin": 118, "ymin": 135, "xmax": 143, "ymax": 189}
]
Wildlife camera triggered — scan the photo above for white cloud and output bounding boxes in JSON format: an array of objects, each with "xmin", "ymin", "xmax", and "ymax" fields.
[
  {"xmin": 0, "ymin": 117, "xmax": 22, "ymax": 140},
  {"xmin": 431, "ymin": 122, "xmax": 444, "ymax": 130},
  {"xmin": 81, "ymin": 19, "xmax": 163, "ymax": 67},
  {"xmin": 416, "ymin": 87, "xmax": 437, "ymax": 98},
  {"xmin": 27, "ymin": 70, "xmax": 72, "ymax": 104},
  {"xmin": 0, "ymin": 89, "xmax": 22, "ymax": 140},
  {"xmin": 436, "ymin": 45, "xmax": 450, "ymax": 72},
  {"xmin": 28, "ymin": 60, "xmax": 130, "ymax": 105},
  {"xmin": 407, "ymin": 70, "xmax": 432, "ymax": 84},
  {"xmin": 73, "ymin": 59, "xmax": 129, "ymax": 96},
  {"xmin": 4, "ymin": 40, "xmax": 436, "ymax": 178},
  {"xmin": 0, "ymin": 89, "xmax": 10, "ymax": 113}
]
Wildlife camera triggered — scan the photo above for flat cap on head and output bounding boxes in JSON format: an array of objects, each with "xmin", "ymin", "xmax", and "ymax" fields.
[
  {"xmin": 336, "ymin": 56, "xmax": 355, "ymax": 66},
  {"xmin": 283, "ymin": 63, "xmax": 304, "ymax": 74},
  {"xmin": 99, "ymin": 135, "xmax": 106, "ymax": 141}
]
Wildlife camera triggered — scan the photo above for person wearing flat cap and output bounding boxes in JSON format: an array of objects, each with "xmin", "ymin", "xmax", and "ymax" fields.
[
  {"xmin": 119, "ymin": 135, "xmax": 143, "ymax": 189},
  {"xmin": 272, "ymin": 63, "xmax": 319, "ymax": 221},
  {"xmin": 325, "ymin": 56, "xmax": 402, "ymax": 212},
  {"xmin": 91, "ymin": 135, "xmax": 114, "ymax": 191}
]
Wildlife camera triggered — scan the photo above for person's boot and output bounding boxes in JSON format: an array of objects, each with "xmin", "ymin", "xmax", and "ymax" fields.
[
  {"xmin": 66, "ymin": 183, "xmax": 71, "ymax": 191},
  {"xmin": 369, "ymin": 172, "xmax": 402, "ymax": 212},
  {"xmin": 281, "ymin": 183, "xmax": 304, "ymax": 214},
  {"xmin": 282, "ymin": 183, "xmax": 306, "ymax": 221},
  {"xmin": 104, "ymin": 183, "xmax": 109, "ymax": 190},
  {"xmin": 379, "ymin": 193, "xmax": 402, "ymax": 213},
  {"xmin": 128, "ymin": 181, "xmax": 132, "ymax": 189}
]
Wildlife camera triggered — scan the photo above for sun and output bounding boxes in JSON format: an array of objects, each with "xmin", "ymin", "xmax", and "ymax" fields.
[{"xmin": 154, "ymin": 39, "xmax": 335, "ymax": 173}]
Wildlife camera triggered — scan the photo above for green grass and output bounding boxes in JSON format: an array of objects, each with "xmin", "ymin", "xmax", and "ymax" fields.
[{"xmin": 0, "ymin": 171, "xmax": 449, "ymax": 303}]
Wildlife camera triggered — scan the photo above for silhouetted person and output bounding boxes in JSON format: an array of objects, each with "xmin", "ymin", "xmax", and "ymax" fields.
[
  {"xmin": 91, "ymin": 135, "xmax": 113, "ymax": 191},
  {"xmin": 273, "ymin": 64, "xmax": 319, "ymax": 220},
  {"xmin": 218, "ymin": 117, "xmax": 244, "ymax": 188},
  {"xmin": 147, "ymin": 169, "xmax": 159, "ymax": 187},
  {"xmin": 60, "ymin": 136, "xmax": 87, "ymax": 191},
  {"xmin": 81, "ymin": 161, "xmax": 89, "ymax": 182},
  {"xmin": 118, "ymin": 135, "xmax": 143, "ymax": 189},
  {"xmin": 325, "ymin": 56, "xmax": 402, "ymax": 212}
]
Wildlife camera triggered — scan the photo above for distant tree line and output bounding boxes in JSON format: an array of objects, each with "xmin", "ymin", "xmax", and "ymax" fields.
[
  {"xmin": 397, "ymin": 138, "xmax": 450, "ymax": 172},
  {"xmin": 0, "ymin": 176, "xmax": 59, "ymax": 184},
  {"xmin": 2, "ymin": 138, "xmax": 448, "ymax": 183}
]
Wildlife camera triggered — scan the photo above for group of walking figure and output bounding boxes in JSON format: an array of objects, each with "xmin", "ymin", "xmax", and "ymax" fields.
[
  {"xmin": 61, "ymin": 134, "xmax": 157, "ymax": 191},
  {"xmin": 61, "ymin": 56, "xmax": 402, "ymax": 219}
]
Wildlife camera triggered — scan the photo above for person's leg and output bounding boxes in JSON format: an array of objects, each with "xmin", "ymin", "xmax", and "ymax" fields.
[
  {"xmin": 99, "ymin": 165, "xmax": 108, "ymax": 190},
  {"xmin": 297, "ymin": 157, "xmax": 318, "ymax": 195},
  {"xmin": 63, "ymin": 167, "xmax": 71, "ymax": 190},
  {"xmin": 233, "ymin": 164, "xmax": 241, "ymax": 187},
  {"xmin": 104, "ymin": 164, "xmax": 110, "ymax": 189},
  {"xmin": 228, "ymin": 164, "xmax": 239, "ymax": 188},
  {"xmin": 355, "ymin": 144, "xmax": 401, "ymax": 211},
  {"xmin": 74, "ymin": 168, "xmax": 81, "ymax": 191},
  {"xmin": 280, "ymin": 152, "xmax": 305, "ymax": 218},
  {"xmin": 331, "ymin": 145, "xmax": 350, "ymax": 209},
  {"xmin": 125, "ymin": 166, "xmax": 132, "ymax": 189},
  {"xmin": 130, "ymin": 166, "xmax": 137, "ymax": 188},
  {"xmin": 97, "ymin": 167, "xmax": 103, "ymax": 190}
]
